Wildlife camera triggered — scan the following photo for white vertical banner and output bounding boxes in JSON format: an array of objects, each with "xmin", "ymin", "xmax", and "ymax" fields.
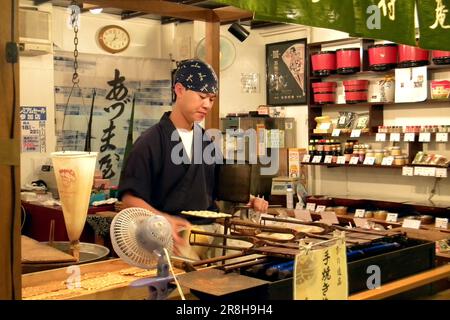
[{"xmin": 294, "ymin": 231, "xmax": 348, "ymax": 300}]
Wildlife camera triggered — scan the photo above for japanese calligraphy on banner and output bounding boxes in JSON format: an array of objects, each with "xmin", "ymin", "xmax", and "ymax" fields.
[
  {"xmin": 417, "ymin": 0, "xmax": 450, "ymax": 51},
  {"xmin": 294, "ymin": 232, "xmax": 348, "ymax": 300},
  {"xmin": 352, "ymin": 0, "xmax": 416, "ymax": 46},
  {"xmin": 217, "ymin": 0, "xmax": 356, "ymax": 33},
  {"xmin": 20, "ymin": 106, "xmax": 47, "ymax": 153},
  {"xmin": 54, "ymin": 51, "xmax": 172, "ymax": 184}
]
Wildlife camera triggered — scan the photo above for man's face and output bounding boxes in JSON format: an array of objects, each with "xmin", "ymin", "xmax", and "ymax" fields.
[{"xmin": 175, "ymin": 83, "xmax": 217, "ymax": 123}]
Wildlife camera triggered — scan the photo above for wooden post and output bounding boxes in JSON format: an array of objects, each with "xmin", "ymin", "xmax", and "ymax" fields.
[
  {"xmin": 204, "ymin": 18, "xmax": 220, "ymax": 130},
  {"xmin": 0, "ymin": 0, "xmax": 21, "ymax": 300}
]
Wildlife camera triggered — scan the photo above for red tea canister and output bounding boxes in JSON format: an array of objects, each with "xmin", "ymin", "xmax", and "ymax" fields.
[
  {"xmin": 311, "ymin": 51, "xmax": 336, "ymax": 77},
  {"xmin": 398, "ymin": 44, "xmax": 429, "ymax": 68},
  {"xmin": 432, "ymin": 50, "xmax": 450, "ymax": 65},
  {"xmin": 336, "ymin": 48, "xmax": 361, "ymax": 74},
  {"xmin": 368, "ymin": 43, "xmax": 398, "ymax": 71},
  {"xmin": 343, "ymin": 80, "xmax": 369, "ymax": 103},
  {"xmin": 312, "ymin": 82, "xmax": 337, "ymax": 104}
]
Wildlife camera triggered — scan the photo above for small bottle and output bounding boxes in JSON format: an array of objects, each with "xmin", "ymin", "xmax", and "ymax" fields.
[{"xmin": 286, "ymin": 185, "xmax": 294, "ymax": 209}]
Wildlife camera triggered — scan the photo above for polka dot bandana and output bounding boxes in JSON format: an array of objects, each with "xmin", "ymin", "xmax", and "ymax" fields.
[{"xmin": 174, "ymin": 59, "xmax": 218, "ymax": 94}]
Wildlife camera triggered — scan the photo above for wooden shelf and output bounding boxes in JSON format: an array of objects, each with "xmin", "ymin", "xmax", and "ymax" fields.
[
  {"xmin": 310, "ymin": 98, "xmax": 450, "ymax": 108},
  {"xmin": 301, "ymin": 162, "xmax": 404, "ymax": 169}
]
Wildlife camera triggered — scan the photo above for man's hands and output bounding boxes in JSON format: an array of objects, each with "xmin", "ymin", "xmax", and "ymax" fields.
[
  {"xmin": 247, "ymin": 195, "xmax": 269, "ymax": 212},
  {"xmin": 161, "ymin": 213, "xmax": 191, "ymax": 255}
]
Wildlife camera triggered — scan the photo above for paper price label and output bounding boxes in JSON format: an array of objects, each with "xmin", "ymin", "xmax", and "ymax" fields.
[
  {"xmin": 381, "ymin": 156, "xmax": 394, "ymax": 166},
  {"xmin": 315, "ymin": 205, "xmax": 326, "ymax": 213},
  {"xmin": 376, "ymin": 133, "xmax": 386, "ymax": 142},
  {"xmin": 324, "ymin": 155, "xmax": 333, "ymax": 164},
  {"xmin": 351, "ymin": 129, "xmax": 361, "ymax": 138},
  {"xmin": 386, "ymin": 213, "xmax": 398, "ymax": 222},
  {"xmin": 332, "ymin": 129, "xmax": 341, "ymax": 137},
  {"xmin": 306, "ymin": 203, "xmax": 316, "ymax": 212},
  {"xmin": 354, "ymin": 209, "xmax": 366, "ymax": 218},
  {"xmin": 435, "ymin": 218, "xmax": 448, "ymax": 229},
  {"xmin": 302, "ymin": 155, "xmax": 311, "ymax": 163},
  {"xmin": 312, "ymin": 155, "xmax": 322, "ymax": 163},
  {"xmin": 402, "ymin": 166, "xmax": 414, "ymax": 176},
  {"xmin": 354, "ymin": 218, "xmax": 370, "ymax": 229},
  {"xmin": 336, "ymin": 156, "xmax": 346, "ymax": 164},
  {"xmin": 390, "ymin": 133, "xmax": 401, "ymax": 142},
  {"xmin": 436, "ymin": 132, "xmax": 448, "ymax": 143},
  {"xmin": 414, "ymin": 167, "xmax": 436, "ymax": 177},
  {"xmin": 320, "ymin": 211, "xmax": 339, "ymax": 225},
  {"xmin": 363, "ymin": 157, "xmax": 375, "ymax": 165},
  {"xmin": 402, "ymin": 219, "xmax": 421, "ymax": 229},
  {"xmin": 294, "ymin": 209, "xmax": 313, "ymax": 222},
  {"xmin": 404, "ymin": 133, "xmax": 415, "ymax": 142},
  {"xmin": 435, "ymin": 168, "xmax": 447, "ymax": 178},
  {"xmin": 419, "ymin": 132, "xmax": 431, "ymax": 142},
  {"xmin": 349, "ymin": 157, "xmax": 359, "ymax": 165}
]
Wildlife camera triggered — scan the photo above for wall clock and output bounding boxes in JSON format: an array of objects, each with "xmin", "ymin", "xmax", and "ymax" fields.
[{"xmin": 98, "ymin": 25, "xmax": 130, "ymax": 54}]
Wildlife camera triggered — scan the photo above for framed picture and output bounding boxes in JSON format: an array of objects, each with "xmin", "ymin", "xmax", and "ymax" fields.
[{"xmin": 266, "ymin": 38, "xmax": 307, "ymax": 106}]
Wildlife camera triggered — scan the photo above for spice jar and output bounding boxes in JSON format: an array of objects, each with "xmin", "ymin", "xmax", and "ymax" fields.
[
  {"xmin": 374, "ymin": 150, "xmax": 384, "ymax": 165},
  {"xmin": 373, "ymin": 210, "xmax": 388, "ymax": 220},
  {"xmin": 394, "ymin": 155, "xmax": 406, "ymax": 166},
  {"xmin": 383, "ymin": 149, "xmax": 390, "ymax": 157},
  {"xmin": 390, "ymin": 146, "xmax": 401, "ymax": 156}
]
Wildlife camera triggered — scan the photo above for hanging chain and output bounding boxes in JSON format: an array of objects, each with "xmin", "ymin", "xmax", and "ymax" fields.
[{"xmin": 71, "ymin": 3, "xmax": 80, "ymax": 85}]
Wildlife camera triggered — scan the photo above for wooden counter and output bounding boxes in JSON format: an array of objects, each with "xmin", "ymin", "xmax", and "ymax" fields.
[{"xmin": 22, "ymin": 258, "xmax": 184, "ymax": 300}]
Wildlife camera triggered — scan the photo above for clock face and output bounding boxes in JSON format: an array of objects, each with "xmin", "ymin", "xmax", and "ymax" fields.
[{"xmin": 98, "ymin": 25, "xmax": 130, "ymax": 54}]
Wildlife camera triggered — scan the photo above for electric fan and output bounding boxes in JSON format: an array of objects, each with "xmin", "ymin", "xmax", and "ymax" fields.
[{"xmin": 110, "ymin": 207, "xmax": 185, "ymax": 300}]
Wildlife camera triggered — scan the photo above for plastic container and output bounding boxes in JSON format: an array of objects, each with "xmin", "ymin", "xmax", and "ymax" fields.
[
  {"xmin": 398, "ymin": 44, "xmax": 429, "ymax": 68},
  {"xmin": 286, "ymin": 185, "xmax": 294, "ymax": 209},
  {"xmin": 432, "ymin": 50, "xmax": 450, "ymax": 65},
  {"xmin": 336, "ymin": 48, "xmax": 361, "ymax": 74},
  {"xmin": 368, "ymin": 43, "xmax": 398, "ymax": 71},
  {"xmin": 343, "ymin": 80, "xmax": 369, "ymax": 103},
  {"xmin": 430, "ymin": 80, "xmax": 450, "ymax": 99},
  {"xmin": 311, "ymin": 51, "xmax": 336, "ymax": 76}
]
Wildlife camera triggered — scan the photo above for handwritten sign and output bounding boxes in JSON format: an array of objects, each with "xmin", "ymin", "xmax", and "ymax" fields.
[
  {"xmin": 419, "ymin": 132, "xmax": 431, "ymax": 142},
  {"xmin": 435, "ymin": 218, "xmax": 448, "ymax": 229},
  {"xmin": 390, "ymin": 133, "xmax": 400, "ymax": 142},
  {"xmin": 404, "ymin": 133, "xmax": 415, "ymax": 142},
  {"xmin": 376, "ymin": 133, "xmax": 386, "ymax": 142},
  {"xmin": 402, "ymin": 166, "xmax": 414, "ymax": 176},
  {"xmin": 354, "ymin": 209, "xmax": 366, "ymax": 218},
  {"xmin": 337, "ymin": 156, "xmax": 346, "ymax": 164},
  {"xmin": 436, "ymin": 133, "xmax": 448, "ymax": 143},
  {"xmin": 294, "ymin": 209, "xmax": 313, "ymax": 222},
  {"xmin": 306, "ymin": 203, "xmax": 316, "ymax": 212},
  {"xmin": 402, "ymin": 219, "xmax": 421, "ymax": 229},
  {"xmin": 332, "ymin": 129, "xmax": 341, "ymax": 137},
  {"xmin": 320, "ymin": 211, "xmax": 339, "ymax": 225},
  {"xmin": 351, "ymin": 129, "xmax": 361, "ymax": 138},
  {"xmin": 386, "ymin": 213, "xmax": 398, "ymax": 222},
  {"xmin": 302, "ymin": 155, "xmax": 311, "ymax": 163},
  {"xmin": 363, "ymin": 157, "xmax": 375, "ymax": 165},
  {"xmin": 381, "ymin": 156, "xmax": 394, "ymax": 166},
  {"xmin": 349, "ymin": 157, "xmax": 359, "ymax": 165}
]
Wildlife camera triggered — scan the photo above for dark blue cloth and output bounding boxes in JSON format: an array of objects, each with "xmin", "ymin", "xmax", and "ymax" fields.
[
  {"xmin": 174, "ymin": 59, "xmax": 218, "ymax": 94},
  {"xmin": 118, "ymin": 112, "xmax": 221, "ymax": 224}
]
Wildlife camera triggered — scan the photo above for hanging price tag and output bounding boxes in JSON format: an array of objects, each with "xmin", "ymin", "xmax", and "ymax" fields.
[
  {"xmin": 402, "ymin": 166, "xmax": 414, "ymax": 176},
  {"xmin": 435, "ymin": 218, "xmax": 448, "ymax": 229},
  {"xmin": 324, "ymin": 155, "xmax": 333, "ymax": 164},
  {"xmin": 315, "ymin": 205, "xmax": 326, "ymax": 213},
  {"xmin": 419, "ymin": 132, "xmax": 431, "ymax": 142},
  {"xmin": 376, "ymin": 133, "xmax": 386, "ymax": 142},
  {"xmin": 436, "ymin": 133, "xmax": 448, "ymax": 143},
  {"xmin": 402, "ymin": 219, "xmax": 421, "ymax": 229},
  {"xmin": 354, "ymin": 218, "xmax": 370, "ymax": 229},
  {"xmin": 386, "ymin": 213, "xmax": 398, "ymax": 222},
  {"xmin": 404, "ymin": 133, "xmax": 415, "ymax": 142},
  {"xmin": 320, "ymin": 211, "xmax": 339, "ymax": 225},
  {"xmin": 294, "ymin": 209, "xmax": 313, "ymax": 222},
  {"xmin": 336, "ymin": 156, "xmax": 346, "ymax": 164},
  {"xmin": 302, "ymin": 155, "xmax": 311, "ymax": 163},
  {"xmin": 435, "ymin": 168, "xmax": 448, "ymax": 178},
  {"xmin": 354, "ymin": 209, "xmax": 366, "ymax": 218},
  {"xmin": 332, "ymin": 129, "xmax": 341, "ymax": 137},
  {"xmin": 312, "ymin": 155, "xmax": 322, "ymax": 163},
  {"xmin": 390, "ymin": 133, "xmax": 401, "ymax": 142},
  {"xmin": 363, "ymin": 157, "xmax": 375, "ymax": 165},
  {"xmin": 351, "ymin": 129, "xmax": 361, "ymax": 138},
  {"xmin": 349, "ymin": 157, "xmax": 359, "ymax": 165},
  {"xmin": 381, "ymin": 156, "xmax": 394, "ymax": 166},
  {"xmin": 306, "ymin": 203, "xmax": 316, "ymax": 212}
]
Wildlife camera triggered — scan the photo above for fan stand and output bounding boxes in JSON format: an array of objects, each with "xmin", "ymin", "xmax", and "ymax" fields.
[{"xmin": 129, "ymin": 250, "xmax": 176, "ymax": 300}]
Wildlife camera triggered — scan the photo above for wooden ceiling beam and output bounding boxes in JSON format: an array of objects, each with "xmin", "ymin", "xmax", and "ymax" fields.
[
  {"xmin": 84, "ymin": 0, "xmax": 212, "ymax": 21},
  {"xmin": 213, "ymin": 6, "xmax": 253, "ymax": 23}
]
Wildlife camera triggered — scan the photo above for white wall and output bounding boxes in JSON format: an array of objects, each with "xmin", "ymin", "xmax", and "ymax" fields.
[{"xmin": 20, "ymin": 5, "xmax": 163, "ymax": 186}]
